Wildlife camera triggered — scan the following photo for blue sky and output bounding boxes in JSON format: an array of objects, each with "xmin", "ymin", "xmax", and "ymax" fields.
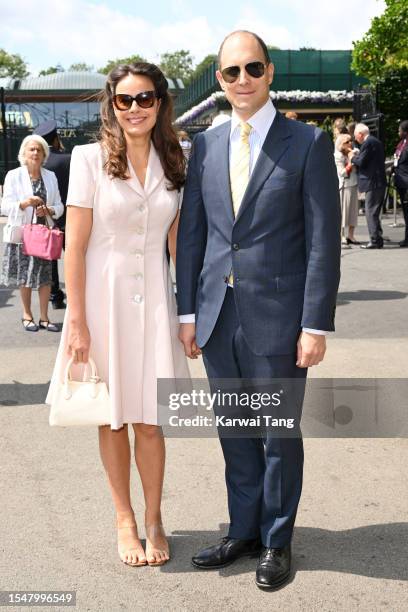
[{"xmin": 1, "ymin": 0, "xmax": 386, "ymax": 75}]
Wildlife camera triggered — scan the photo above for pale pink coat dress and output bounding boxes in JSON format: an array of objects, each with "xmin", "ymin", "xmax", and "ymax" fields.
[{"xmin": 46, "ymin": 142, "xmax": 189, "ymax": 429}]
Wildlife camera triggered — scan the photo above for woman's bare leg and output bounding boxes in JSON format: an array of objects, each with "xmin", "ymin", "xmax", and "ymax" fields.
[
  {"xmin": 20, "ymin": 287, "xmax": 33, "ymax": 320},
  {"xmin": 38, "ymin": 284, "xmax": 51, "ymax": 321},
  {"xmin": 99, "ymin": 425, "xmax": 146, "ymax": 566},
  {"xmin": 132, "ymin": 424, "xmax": 169, "ymax": 565}
]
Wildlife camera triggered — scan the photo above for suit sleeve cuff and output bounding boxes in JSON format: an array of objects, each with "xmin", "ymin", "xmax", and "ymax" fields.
[
  {"xmin": 179, "ymin": 314, "xmax": 196, "ymax": 323},
  {"xmin": 302, "ymin": 328, "xmax": 328, "ymax": 335}
]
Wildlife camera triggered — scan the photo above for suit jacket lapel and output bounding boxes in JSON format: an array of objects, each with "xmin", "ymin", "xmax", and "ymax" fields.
[
  {"xmin": 234, "ymin": 112, "xmax": 292, "ymax": 224},
  {"xmin": 40, "ymin": 168, "xmax": 52, "ymax": 202},
  {"xmin": 214, "ymin": 123, "xmax": 234, "ymax": 223},
  {"xmin": 21, "ymin": 165, "xmax": 33, "ymax": 197}
]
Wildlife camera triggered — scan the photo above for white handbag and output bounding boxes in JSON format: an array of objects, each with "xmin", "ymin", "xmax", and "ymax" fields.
[
  {"xmin": 3, "ymin": 207, "xmax": 24, "ymax": 244},
  {"xmin": 49, "ymin": 357, "xmax": 111, "ymax": 426}
]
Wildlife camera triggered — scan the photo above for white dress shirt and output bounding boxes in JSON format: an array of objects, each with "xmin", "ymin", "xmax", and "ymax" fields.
[{"xmin": 179, "ymin": 99, "xmax": 326, "ymax": 336}]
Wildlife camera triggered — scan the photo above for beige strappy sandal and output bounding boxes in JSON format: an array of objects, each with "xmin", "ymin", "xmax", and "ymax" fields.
[{"xmin": 145, "ymin": 523, "xmax": 170, "ymax": 566}]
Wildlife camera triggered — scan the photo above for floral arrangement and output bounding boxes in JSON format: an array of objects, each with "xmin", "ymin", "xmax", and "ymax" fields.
[{"xmin": 175, "ymin": 90, "xmax": 354, "ymax": 126}]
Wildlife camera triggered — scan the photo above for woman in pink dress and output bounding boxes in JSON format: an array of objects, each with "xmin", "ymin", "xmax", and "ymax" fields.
[{"xmin": 47, "ymin": 62, "xmax": 189, "ymax": 567}]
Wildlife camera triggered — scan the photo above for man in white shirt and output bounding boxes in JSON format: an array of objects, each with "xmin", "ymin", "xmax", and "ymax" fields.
[{"xmin": 176, "ymin": 30, "xmax": 341, "ymax": 590}]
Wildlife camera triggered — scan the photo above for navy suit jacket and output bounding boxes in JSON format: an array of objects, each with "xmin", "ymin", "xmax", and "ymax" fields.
[
  {"xmin": 44, "ymin": 148, "xmax": 71, "ymax": 228},
  {"xmin": 176, "ymin": 111, "xmax": 341, "ymax": 356},
  {"xmin": 352, "ymin": 135, "xmax": 386, "ymax": 192}
]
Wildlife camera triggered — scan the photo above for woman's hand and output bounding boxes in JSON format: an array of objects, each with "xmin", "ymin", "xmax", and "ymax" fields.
[
  {"xmin": 20, "ymin": 196, "xmax": 44, "ymax": 210},
  {"xmin": 67, "ymin": 321, "xmax": 91, "ymax": 363},
  {"xmin": 36, "ymin": 204, "xmax": 47, "ymax": 218}
]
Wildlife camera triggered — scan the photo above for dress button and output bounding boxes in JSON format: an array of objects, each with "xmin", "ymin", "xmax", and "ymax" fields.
[
  {"xmin": 232, "ymin": 243, "xmax": 239, "ymax": 251},
  {"xmin": 132, "ymin": 249, "xmax": 143, "ymax": 258},
  {"xmin": 135, "ymin": 273, "xmax": 143, "ymax": 281},
  {"xmin": 136, "ymin": 227, "xmax": 145, "ymax": 235},
  {"xmin": 138, "ymin": 205, "xmax": 146, "ymax": 212},
  {"xmin": 133, "ymin": 294, "xmax": 143, "ymax": 303}
]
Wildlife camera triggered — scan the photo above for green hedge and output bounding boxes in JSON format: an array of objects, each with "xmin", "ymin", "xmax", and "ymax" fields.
[{"xmin": 377, "ymin": 68, "xmax": 408, "ymax": 156}]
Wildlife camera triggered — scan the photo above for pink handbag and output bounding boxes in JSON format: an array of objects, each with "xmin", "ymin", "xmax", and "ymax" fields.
[{"xmin": 22, "ymin": 205, "xmax": 63, "ymax": 260}]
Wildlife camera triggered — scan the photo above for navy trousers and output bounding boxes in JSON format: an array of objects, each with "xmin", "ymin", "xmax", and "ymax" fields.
[{"xmin": 201, "ymin": 288, "xmax": 307, "ymax": 548}]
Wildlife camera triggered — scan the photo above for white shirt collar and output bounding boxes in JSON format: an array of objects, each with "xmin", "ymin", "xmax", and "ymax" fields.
[{"xmin": 230, "ymin": 97, "xmax": 276, "ymax": 141}]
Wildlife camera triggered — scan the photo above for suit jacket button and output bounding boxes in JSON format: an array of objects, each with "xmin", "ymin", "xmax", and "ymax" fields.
[{"xmin": 232, "ymin": 243, "xmax": 239, "ymax": 251}]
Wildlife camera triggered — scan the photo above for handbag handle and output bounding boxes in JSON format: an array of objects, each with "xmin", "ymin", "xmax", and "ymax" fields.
[
  {"xmin": 63, "ymin": 357, "xmax": 101, "ymax": 400},
  {"xmin": 29, "ymin": 201, "xmax": 55, "ymax": 228}
]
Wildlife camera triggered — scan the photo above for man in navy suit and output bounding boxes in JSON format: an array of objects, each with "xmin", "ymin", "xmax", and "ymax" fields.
[
  {"xmin": 34, "ymin": 120, "xmax": 71, "ymax": 307},
  {"xmin": 176, "ymin": 30, "xmax": 341, "ymax": 589},
  {"xmin": 351, "ymin": 123, "xmax": 386, "ymax": 249}
]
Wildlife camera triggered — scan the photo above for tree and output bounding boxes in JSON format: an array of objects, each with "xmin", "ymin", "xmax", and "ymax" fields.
[
  {"xmin": 159, "ymin": 50, "xmax": 194, "ymax": 81},
  {"xmin": 68, "ymin": 62, "xmax": 94, "ymax": 72},
  {"xmin": 192, "ymin": 54, "xmax": 217, "ymax": 80},
  {"xmin": 98, "ymin": 54, "xmax": 147, "ymax": 75},
  {"xmin": 39, "ymin": 64, "xmax": 64, "ymax": 76},
  {"xmin": 352, "ymin": 0, "xmax": 408, "ymax": 81},
  {"xmin": 0, "ymin": 48, "xmax": 29, "ymax": 78}
]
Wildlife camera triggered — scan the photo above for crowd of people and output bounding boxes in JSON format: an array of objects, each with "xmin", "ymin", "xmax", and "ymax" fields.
[
  {"xmin": 0, "ymin": 28, "xmax": 407, "ymax": 591},
  {"xmin": 332, "ymin": 117, "xmax": 408, "ymax": 249}
]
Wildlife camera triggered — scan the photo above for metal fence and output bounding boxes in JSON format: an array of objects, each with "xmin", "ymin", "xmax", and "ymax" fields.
[
  {"xmin": 0, "ymin": 125, "xmax": 98, "ymax": 183},
  {"xmin": 175, "ymin": 50, "xmax": 369, "ymax": 116}
]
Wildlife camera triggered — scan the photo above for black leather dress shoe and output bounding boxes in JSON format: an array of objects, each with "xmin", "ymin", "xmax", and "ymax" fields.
[
  {"xmin": 360, "ymin": 242, "xmax": 383, "ymax": 249},
  {"xmin": 399, "ymin": 240, "xmax": 408, "ymax": 248},
  {"xmin": 255, "ymin": 545, "xmax": 291, "ymax": 590},
  {"xmin": 192, "ymin": 537, "xmax": 262, "ymax": 569},
  {"xmin": 52, "ymin": 300, "xmax": 66, "ymax": 310}
]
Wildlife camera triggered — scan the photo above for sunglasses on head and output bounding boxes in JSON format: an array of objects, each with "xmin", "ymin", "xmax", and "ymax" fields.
[
  {"xmin": 221, "ymin": 61, "xmax": 266, "ymax": 83},
  {"xmin": 112, "ymin": 90, "xmax": 158, "ymax": 111}
]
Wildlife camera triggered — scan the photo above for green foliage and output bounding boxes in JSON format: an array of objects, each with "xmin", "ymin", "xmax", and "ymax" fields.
[
  {"xmin": 192, "ymin": 54, "xmax": 217, "ymax": 80},
  {"xmin": 0, "ymin": 48, "xmax": 29, "ymax": 78},
  {"xmin": 98, "ymin": 54, "xmax": 147, "ymax": 75},
  {"xmin": 320, "ymin": 115, "xmax": 334, "ymax": 140},
  {"xmin": 377, "ymin": 68, "xmax": 408, "ymax": 155},
  {"xmin": 352, "ymin": 0, "xmax": 408, "ymax": 81},
  {"xmin": 39, "ymin": 64, "xmax": 64, "ymax": 76},
  {"xmin": 68, "ymin": 63, "xmax": 94, "ymax": 72},
  {"xmin": 159, "ymin": 50, "xmax": 194, "ymax": 81}
]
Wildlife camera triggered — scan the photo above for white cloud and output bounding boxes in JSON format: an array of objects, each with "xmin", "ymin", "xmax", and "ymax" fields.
[
  {"xmin": 1, "ymin": 0, "xmax": 224, "ymax": 72},
  {"xmin": 263, "ymin": 0, "xmax": 386, "ymax": 49},
  {"xmin": 0, "ymin": 0, "xmax": 387, "ymax": 75},
  {"xmin": 234, "ymin": 5, "xmax": 296, "ymax": 48}
]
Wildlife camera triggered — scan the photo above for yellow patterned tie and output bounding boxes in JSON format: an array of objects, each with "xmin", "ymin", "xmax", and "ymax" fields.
[
  {"xmin": 230, "ymin": 121, "xmax": 252, "ymax": 217},
  {"xmin": 228, "ymin": 121, "xmax": 252, "ymax": 286}
]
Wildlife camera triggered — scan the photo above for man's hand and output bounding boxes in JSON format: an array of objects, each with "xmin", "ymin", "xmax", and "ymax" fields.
[
  {"xmin": 178, "ymin": 323, "xmax": 202, "ymax": 359},
  {"xmin": 296, "ymin": 331, "xmax": 326, "ymax": 368}
]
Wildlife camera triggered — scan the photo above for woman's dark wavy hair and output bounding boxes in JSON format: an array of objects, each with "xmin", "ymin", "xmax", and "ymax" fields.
[{"xmin": 99, "ymin": 62, "xmax": 185, "ymax": 190}]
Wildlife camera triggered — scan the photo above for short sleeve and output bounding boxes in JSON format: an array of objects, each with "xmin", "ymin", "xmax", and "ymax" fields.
[{"xmin": 66, "ymin": 145, "xmax": 96, "ymax": 209}]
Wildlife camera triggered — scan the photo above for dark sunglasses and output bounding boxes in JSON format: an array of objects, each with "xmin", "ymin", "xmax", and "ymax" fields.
[
  {"xmin": 221, "ymin": 61, "xmax": 266, "ymax": 83},
  {"xmin": 112, "ymin": 90, "xmax": 158, "ymax": 111}
]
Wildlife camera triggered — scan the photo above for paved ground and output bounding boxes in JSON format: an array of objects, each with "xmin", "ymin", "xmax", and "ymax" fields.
[{"xmin": 0, "ymin": 213, "xmax": 407, "ymax": 612}]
